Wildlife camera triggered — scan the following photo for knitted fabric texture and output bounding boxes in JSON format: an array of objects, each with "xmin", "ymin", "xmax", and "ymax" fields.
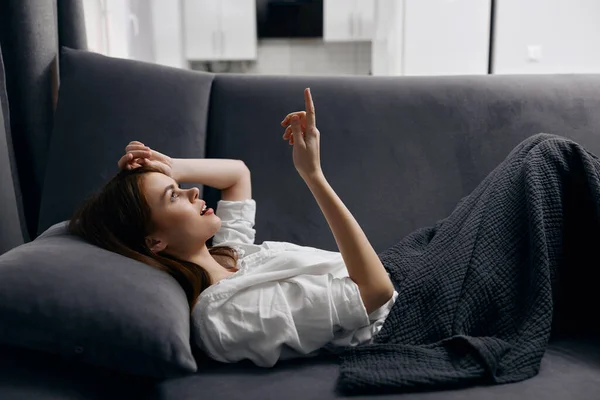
[{"xmin": 333, "ymin": 133, "xmax": 600, "ymax": 395}]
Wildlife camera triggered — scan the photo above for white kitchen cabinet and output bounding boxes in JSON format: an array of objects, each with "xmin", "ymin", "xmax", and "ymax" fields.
[
  {"xmin": 324, "ymin": 0, "xmax": 375, "ymax": 42},
  {"xmin": 354, "ymin": 0, "xmax": 375, "ymax": 41},
  {"xmin": 83, "ymin": 0, "xmax": 187, "ymax": 68},
  {"xmin": 183, "ymin": 0, "xmax": 257, "ymax": 61},
  {"xmin": 219, "ymin": 0, "xmax": 257, "ymax": 61},
  {"xmin": 183, "ymin": 0, "xmax": 220, "ymax": 60}
]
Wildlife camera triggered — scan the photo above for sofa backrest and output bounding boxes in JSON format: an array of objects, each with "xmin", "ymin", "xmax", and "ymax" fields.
[
  {"xmin": 6, "ymin": 46, "xmax": 600, "ymax": 255},
  {"xmin": 206, "ymin": 74, "xmax": 600, "ymax": 253}
]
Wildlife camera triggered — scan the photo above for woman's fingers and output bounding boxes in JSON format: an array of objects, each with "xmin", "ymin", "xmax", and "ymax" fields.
[
  {"xmin": 281, "ymin": 88, "xmax": 315, "ymax": 129},
  {"xmin": 282, "ymin": 126, "xmax": 295, "ymax": 144},
  {"xmin": 283, "ymin": 125, "xmax": 292, "ymax": 139},
  {"xmin": 128, "ymin": 159, "xmax": 143, "ymax": 169},
  {"xmin": 283, "ymin": 125, "xmax": 306, "ymax": 140},
  {"xmin": 126, "ymin": 144, "xmax": 150, "ymax": 153},
  {"xmin": 127, "ymin": 141, "xmax": 145, "ymax": 148},
  {"xmin": 281, "ymin": 112, "xmax": 302, "ymax": 126},
  {"xmin": 283, "ymin": 120, "xmax": 308, "ymax": 139},
  {"xmin": 281, "ymin": 111, "xmax": 306, "ymax": 127},
  {"xmin": 118, "ymin": 153, "xmax": 133, "ymax": 169},
  {"xmin": 126, "ymin": 143, "xmax": 142, "ymax": 150},
  {"xmin": 129, "ymin": 149, "xmax": 151, "ymax": 158},
  {"xmin": 304, "ymin": 88, "xmax": 316, "ymax": 128},
  {"xmin": 118, "ymin": 149, "xmax": 151, "ymax": 170},
  {"xmin": 290, "ymin": 115, "xmax": 305, "ymax": 145}
]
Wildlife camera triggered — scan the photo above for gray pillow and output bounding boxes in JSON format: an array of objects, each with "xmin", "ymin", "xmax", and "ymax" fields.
[
  {"xmin": 0, "ymin": 221, "xmax": 197, "ymax": 378},
  {"xmin": 1, "ymin": 47, "xmax": 217, "ymax": 379},
  {"xmin": 37, "ymin": 47, "xmax": 215, "ymax": 235}
]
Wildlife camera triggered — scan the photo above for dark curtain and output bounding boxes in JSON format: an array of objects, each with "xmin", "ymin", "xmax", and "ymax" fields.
[
  {"xmin": 0, "ymin": 0, "xmax": 87, "ymax": 244},
  {"xmin": 57, "ymin": 0, "xmax": 88, "ymax": 52},
  {"xmin": 0, "ymin": 45, "xmax": 28, "ymax": 253}
]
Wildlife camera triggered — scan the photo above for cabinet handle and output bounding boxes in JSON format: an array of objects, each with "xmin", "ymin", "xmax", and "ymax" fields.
[
  {"xmin": 349, "ymin": 13, "xmax": 354, "ymax": 37},
  {"xmin": 129, "ymin": 13, "xmax": 139, "ymax": 36}
]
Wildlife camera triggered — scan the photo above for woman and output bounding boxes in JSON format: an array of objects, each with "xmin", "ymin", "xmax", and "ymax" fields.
[{"xmin": 68, "ymin": 88, "xmax": 398, "ymax": 367}]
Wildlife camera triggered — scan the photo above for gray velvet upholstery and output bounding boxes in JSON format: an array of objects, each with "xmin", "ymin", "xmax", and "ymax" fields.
[
  {"xmin": 0, "ymin": 337, "xmax": 599, "ymax": 400},
  {"xmin": 3, "ymin": 47, "xmax": 600, "ymax": 398},
  {"xmin": 154, "ymin": 338, "xmax": 600, "ymax": 400},
  {"xmin": 0, "ymin": 340, "xmax": 156, "ymax": 400},
  {"xmin": 204, "ymin": 74, "xmax": 600, "ymax": 254}
]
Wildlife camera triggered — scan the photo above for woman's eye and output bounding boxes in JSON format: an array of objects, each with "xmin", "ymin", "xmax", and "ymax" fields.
[{"xmin": 169, "ymin": 185, "xmax": 182, "ymax": 202}]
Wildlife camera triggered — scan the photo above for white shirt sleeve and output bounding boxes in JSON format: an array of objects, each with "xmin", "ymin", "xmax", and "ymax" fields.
[
  {"xmin": 327, "ymin": 289, "xmax": 399, "ymax": 348},
  {"xmin": 211, "ymin": 199, "xmax": 256, "ymax": 246},
  {"xmin": 196, "ymin": 274, "xmax": 371, "ymax": 367}
]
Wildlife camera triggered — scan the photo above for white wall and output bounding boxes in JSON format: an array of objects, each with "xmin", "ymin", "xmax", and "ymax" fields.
[
  {"xmin": 371, "ymin": 0, "xmax": 403, "ymax": 76},
  {"xmin": 494, "ymin": 0, "xmax": 600, "ymax": 74},
  {"xmin": 403, "ymin": 0, "xmax": 491, "ymax": 76},
  {"xmin": 104, "ymin": 0, "xmax": 131, "ymax": 59},
  {"xmin": 82, "ymin": 0, "xmax": 130, "ymax": 59},
  {"xmin": 372, "ymin": 0, "xmax": 491, "ymax": 77},
  {"xmin": 82, "ymin": 0, "xmax": 108, "ymax": 55},
  {"xmin": 150, "ymin": 0, "xmax": 185, "ymax": 68}
]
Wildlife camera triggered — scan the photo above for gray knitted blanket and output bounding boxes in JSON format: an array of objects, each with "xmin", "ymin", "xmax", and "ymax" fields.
[{"xmin": 333, "ymin": 133, "xmax": 600, "ymax": 395}]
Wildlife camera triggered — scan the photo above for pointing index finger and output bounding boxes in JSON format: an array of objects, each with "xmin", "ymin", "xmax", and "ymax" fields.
[{"xmin": 304, "ymin": 88, "xmax": 316, "ymax": 127}]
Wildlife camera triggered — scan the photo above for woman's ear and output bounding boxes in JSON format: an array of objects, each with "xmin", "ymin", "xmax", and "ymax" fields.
[{"xmin": 145, "ymin": 236, "xmax": 167, "ymax": 253}]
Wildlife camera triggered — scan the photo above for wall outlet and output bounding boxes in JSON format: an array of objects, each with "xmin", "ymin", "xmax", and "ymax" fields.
[{"xmin": 527, "ymin": 45, "xmax": 542, "ymax": 62}]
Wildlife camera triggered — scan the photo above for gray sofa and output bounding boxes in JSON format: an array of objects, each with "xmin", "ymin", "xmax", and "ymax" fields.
[{"xmin": 1, "ymin": 46, "xmax": 600, "ymax": 399}]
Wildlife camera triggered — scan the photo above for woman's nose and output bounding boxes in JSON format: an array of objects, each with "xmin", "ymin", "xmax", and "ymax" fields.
[{"xmin": 191, "ymin": 187, "xmax": 199, "ymax": 200}]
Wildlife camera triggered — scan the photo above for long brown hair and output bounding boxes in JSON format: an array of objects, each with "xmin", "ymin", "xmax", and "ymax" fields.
[{"xmin": 67, "ymin": 165, "xmax": 239, "ymax": 314}]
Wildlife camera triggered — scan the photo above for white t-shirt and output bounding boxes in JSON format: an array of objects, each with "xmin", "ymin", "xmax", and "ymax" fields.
[{"xmin": 191, "ymin": 198, "xmax": 398, "ymax": 367}]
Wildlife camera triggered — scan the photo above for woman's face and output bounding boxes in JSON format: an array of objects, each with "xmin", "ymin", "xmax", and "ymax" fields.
[{"xmin": 142, "ymin": 172, "xmax": 221, "ymax": 254}]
